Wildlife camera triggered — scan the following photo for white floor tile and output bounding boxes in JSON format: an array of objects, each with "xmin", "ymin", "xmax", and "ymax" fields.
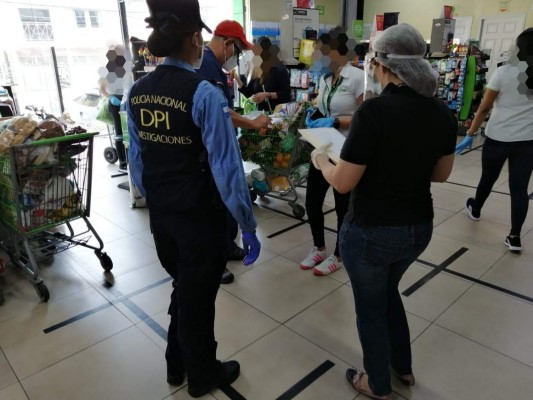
[
  {"xmin": 21, "ymin": 327, "xmax": 172, "ymax": 400},
  {"xmin": 223, "ymin": 255, "xmax": 342, "ymax": 323},
  {"xmin": 481, "ymin": 252, "xmax": 533, "ymax": 298},
  {"xmin": 420, "ymin": 233, "xmax": 504, "ymax": 278},
  {"xmin": 0, "ymin": 383, "xmax": 28, "ymax": 400},
  {"xmin": 405, "ymin": 325, "xmax": 533, "ymax": 399},
  {"xmin": 399, "ymin": 263, "xmax": 472, "ymax": 321},
  {"xmin": 0, "ymin": 349, "xmax": 18, "ymax": 391},
  {"xmin": 436, "ymin": 284, "xmax": 533, "ymax": 367},
  {"xmin": 0, "ymin": 287, "xmax": 132, "ymax": 378},
  {"xmin": 434, "ymin": 212, "xmax": 512, "ymax": 253},
  {"xmin": 286, "ymin": 285, "xmax": 431, "ymax": 368},
  {"xmin": 214, "ymin": 326, "xmax": 361, "ymax": 400}
]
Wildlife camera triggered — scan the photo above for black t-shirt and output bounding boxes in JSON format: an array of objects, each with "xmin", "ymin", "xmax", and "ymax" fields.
[
  {"xmin": 340, "ymin": 83, "xmax": 457, "ymax": 227},
  {"xmin": 239, "ymin": 62, "xmax": 291, "ymax": 111}
]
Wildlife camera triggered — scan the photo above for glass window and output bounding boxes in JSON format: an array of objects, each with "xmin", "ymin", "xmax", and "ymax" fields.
[
  {"xmin": 74, "ymin": 9, "xmax": 86, "ymax": 28},
  {"xmin": 1, "ymin": 1, "xmax": 247, "ymax": 125},
  {"xmin": 89, "ymin": 11, "xmax": 99, "ymax": 28},
  {"xmin": 3, "ymin": 3, "xmax": 122, "ymax": 120},
  {"xmin": 19, "ymin": 8, "xmax": 54, "ymax": 41}
]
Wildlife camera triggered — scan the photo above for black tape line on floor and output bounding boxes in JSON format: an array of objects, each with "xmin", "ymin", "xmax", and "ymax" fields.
[
  {"xmin": 445, "ymin": 181, "xmax": 510, "ymax": 197},
  {"xmin": 43, "ymin": 303, "xmax": 112, "ymax": 333},
  {"xmin": 275, "ymin": 360, "xmax": 335, "ymax": 400},
  {"xmin": 220, "ymin": 386, "xmax": 248, "ymax": 400},
  {"xmin": 402, "ymin": 248, "xmax": 468, "ymax": 297},
  {"xmin": 43, "ymin": 277, "xmax": 172, "ymax": 334},
  {"xmin": 417, "ymin": 258, "xmax": 533, "ymax": 304},
  {"xmin": 267, "ymin": 221, "xmax": 307, "ymax": 239},
  {"xmin": 122, "ymin": 298, "xmax": 168, "ymax": 340},
  {"xmin": 114, "ymin": 277, "xmax": 173, "ymax": 303},
  {"xmin": 458, "ymin": 143, "xmax": 484, "ymax": 155},
  {"xmin": 259, "ymin": 204, "xmax": 305, "ymax": 221}
]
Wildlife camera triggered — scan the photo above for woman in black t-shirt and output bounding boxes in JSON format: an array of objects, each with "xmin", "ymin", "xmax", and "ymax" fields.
[
  {"xmin": 311, "ymin": 24, "xmax": 456, "ymax": 400},
  {"xmin": 234, "ymin": 37, "xmax": 290, "ymax": 112}
]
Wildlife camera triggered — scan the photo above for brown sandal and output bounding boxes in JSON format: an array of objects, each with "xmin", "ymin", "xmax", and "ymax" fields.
[{"xmin": 346, "ymin": 368, "xmax": 393, "ymax": 399}]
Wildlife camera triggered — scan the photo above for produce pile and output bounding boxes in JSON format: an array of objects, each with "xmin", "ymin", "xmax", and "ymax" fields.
[
  {"xmin": 0, "ymin": 116, "xmax": 88, "ymax": 230},
  {"xmin": 238, "ymin": 103, "xmax": 310, "ymax": 170}
]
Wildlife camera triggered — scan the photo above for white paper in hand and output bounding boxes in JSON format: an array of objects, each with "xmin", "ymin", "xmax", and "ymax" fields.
[{"xmin": 298, "ymin": 128, "xmax": 346, "ymax": 163}]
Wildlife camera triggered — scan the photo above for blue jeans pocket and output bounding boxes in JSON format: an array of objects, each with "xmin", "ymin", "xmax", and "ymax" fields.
[{"xmin": 361, "ymin": 228, "xmax": 408, "ymax": 267}]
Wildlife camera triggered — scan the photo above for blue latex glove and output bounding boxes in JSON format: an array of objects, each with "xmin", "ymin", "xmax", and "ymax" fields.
[
  {"xmin": 455, "ymin": 135, "xmax": 473, "ymax": 155},
  {"xmin": 109, "ymin": 95, "xmax": 121, "ymax": 106},
  {"xmin": 242, "ymin": 231, "xmax": 261, "ymax": 266},
  {"xmin": 306, "ymin": 115, "xmax": 335, "ymax": 129}
]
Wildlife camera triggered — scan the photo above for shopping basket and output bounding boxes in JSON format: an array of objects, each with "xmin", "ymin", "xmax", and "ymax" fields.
[
  {"xmin": 0, "ymin": 132, "xmax": 112, "ymax": 303},
  {"xmin": 238, "ymin": 103, "xmax": 311, "ymax": 218}
]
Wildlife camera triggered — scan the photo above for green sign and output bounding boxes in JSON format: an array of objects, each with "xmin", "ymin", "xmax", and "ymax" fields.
[
  {"xmin": 316, "ymin": 5, "xmax": 325, "ymax": 15},
  {"xmin": 353, "ymin": 19, "xmax": 364, "ymax": 39}
]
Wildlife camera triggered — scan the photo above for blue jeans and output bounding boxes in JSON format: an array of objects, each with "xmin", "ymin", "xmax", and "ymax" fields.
[{"xmin": 339, "ymin": 219, "xmax": 433, "ymax": 396}]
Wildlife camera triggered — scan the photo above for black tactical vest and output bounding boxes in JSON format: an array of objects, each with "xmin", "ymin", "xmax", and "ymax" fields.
[{"xmin": 129, "ymin": 65, "xmax": 222, "ymax": 212}]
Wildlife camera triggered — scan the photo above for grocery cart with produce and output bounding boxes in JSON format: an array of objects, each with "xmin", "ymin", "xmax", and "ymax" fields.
[
  {"xmin": 238, "ymin": 103, "xmax": 311, "ymax": 218},
  {"xmin": 0, "ymin": 116, "xmax": 112, "ymax": 304}
]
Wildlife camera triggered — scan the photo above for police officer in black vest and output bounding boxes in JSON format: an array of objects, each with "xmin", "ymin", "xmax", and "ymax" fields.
[{"xmin": 127, "ymin": 0, "xmax": 261, "ymax": 397}]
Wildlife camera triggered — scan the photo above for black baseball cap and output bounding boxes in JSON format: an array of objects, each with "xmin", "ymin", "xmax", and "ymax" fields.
[{"xmin": 146, "ymin": 0, "xmax": 212, "ymax": 33}]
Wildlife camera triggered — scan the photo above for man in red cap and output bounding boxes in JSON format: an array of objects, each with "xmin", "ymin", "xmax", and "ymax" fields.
[{"xmin": 197, "ymin": 20, "xmax": 270, "ymax": 284}]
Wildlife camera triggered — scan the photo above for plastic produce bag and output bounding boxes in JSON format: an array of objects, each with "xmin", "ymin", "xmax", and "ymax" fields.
[
  {"xmin": 96, "ymin": 97, "xmax": 114, "ymax": 125},
  {"xmin": 243, "ymin": 97, "xmax": 258, "ymax": 116}
]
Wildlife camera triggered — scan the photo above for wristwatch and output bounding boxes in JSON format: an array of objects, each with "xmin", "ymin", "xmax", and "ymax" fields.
[{"xmin": 333, "ymin": 118, "xmax": 340, "ymax": 129}]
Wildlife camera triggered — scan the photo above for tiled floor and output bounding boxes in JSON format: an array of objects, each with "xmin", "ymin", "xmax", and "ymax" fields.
[{"xmin": 0, "ymin": 133, "xmax": 532, "ymax": 400}]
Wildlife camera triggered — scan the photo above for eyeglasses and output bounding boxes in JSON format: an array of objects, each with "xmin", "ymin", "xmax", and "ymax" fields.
[{"xmin": 222, "ymin": 37, "xmax": 243, "ymax": 56}]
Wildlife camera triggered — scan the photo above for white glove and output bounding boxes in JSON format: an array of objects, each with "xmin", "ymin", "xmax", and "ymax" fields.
[{"xmin": 310, "ymin": 142, "xmax": 331, "ymax": 170}]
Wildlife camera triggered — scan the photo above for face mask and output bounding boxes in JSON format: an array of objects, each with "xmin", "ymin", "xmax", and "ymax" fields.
[
  {"xmin": 192, "ymin": 35, "xmax": 204, "ymax": 69},
  {"xmin": 374, "ymin": 80, "xmax": 383, "ymax": 95},
  {"xmin": 192, "ymin": 45, "xmax": 204, "ymax": 69},
  {"xmin": 222, "ymin": 43, "xmax": 239, "ymax": 71}
]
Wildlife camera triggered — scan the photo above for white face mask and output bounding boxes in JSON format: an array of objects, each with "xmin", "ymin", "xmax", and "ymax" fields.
[
  {"xmin": 192, "ymin": 35, "xmax": 204, "ymax": 69},
  {"xmin": 374, "ymin": 80, "xmax": 383, "ymax": 95},
  {"xmin": 222, "ymin": 43, "xmax": 239, "ymax": 71}
]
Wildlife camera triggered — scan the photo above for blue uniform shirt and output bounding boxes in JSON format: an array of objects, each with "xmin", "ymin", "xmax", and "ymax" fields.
[
  {"xmin": 196, "ymin": 46, "xmax": 232, "ymax": 106},
  {"xmin": 127, "ymin": 57, "xmax": 257, "ymax": 233}
]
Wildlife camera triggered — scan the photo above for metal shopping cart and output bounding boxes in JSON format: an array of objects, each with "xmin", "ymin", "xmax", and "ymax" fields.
[
  {"xmin": 0, "ymin": 133, "xmax": 112, "ymax": 304},
  {"xmin": 239, "ymin": 103, "xmax": 311, "ymax": 218}
]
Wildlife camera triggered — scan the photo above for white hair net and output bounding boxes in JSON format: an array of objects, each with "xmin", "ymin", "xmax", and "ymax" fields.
[{"xmin": 372, "ymin": 23, "xmax": 437, "ymax": 97}]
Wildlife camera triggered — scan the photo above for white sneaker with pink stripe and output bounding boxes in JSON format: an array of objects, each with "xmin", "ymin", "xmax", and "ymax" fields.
[
  {"xmin": 300, "ymin": 247, "xmax": 328, "ymax": 270},
  {"xmin": 313, "ymin": 254, "xmax": 342, "ymax": 276}
]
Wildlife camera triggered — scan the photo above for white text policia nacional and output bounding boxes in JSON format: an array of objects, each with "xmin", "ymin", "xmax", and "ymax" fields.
[{"xmin": 130, "ymin": 95, "xmax": 187, "ymax": 112}]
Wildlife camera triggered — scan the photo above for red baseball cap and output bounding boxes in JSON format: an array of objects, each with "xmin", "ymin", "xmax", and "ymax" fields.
[{"xmin": 214, "ymin": 20, "xmax": 253, "ymax": 50}]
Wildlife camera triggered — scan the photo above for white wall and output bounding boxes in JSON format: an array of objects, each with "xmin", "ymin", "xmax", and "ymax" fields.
[
  {"xmin": 363, "ymin": 0, "xmax": 533, "ymax": 40},
  {"xmin": 249, "ymin": 0, "xmax": 342, "ymax": 25}
]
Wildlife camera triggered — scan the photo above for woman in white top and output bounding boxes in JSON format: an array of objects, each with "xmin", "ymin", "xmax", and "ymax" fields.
[
  {"xmin": 463, "ymin": 27, "xmax": 533, "ymax": 253},
  {"xmin": 300, "ymin": 27, "xmax": 365, "ymax": 276}
]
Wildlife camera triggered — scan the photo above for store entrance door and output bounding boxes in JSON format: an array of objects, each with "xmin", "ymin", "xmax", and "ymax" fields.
[{"xmin": 479, "ymin": 15, "xmax": 525, "ymax": 77}]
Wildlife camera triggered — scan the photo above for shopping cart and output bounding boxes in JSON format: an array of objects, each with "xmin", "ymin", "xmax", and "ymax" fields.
[
  {"xmin": 0, "ymin": 132, "xmax": 112, "ymax": 303},
  {"xmin": 239, "ymin": 103, "xmax": 311, "ymax": 218}
]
